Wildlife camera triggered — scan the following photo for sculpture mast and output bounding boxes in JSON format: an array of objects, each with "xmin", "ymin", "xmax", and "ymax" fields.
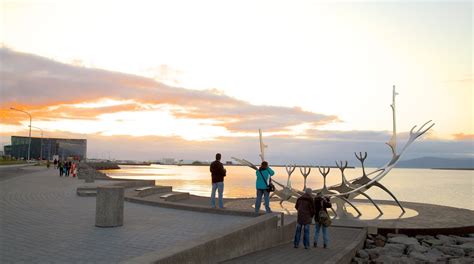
[
  {"xmin": 387, "ymin": 85, "xmax": 398, "ymax": 155},
  {"xmin": 259, "ymin": 129, "xmax": 267, "ymax": 162}
]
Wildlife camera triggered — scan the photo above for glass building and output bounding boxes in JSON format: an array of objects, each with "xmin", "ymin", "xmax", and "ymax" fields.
[{"xmin": 5, "ymin": 136, "xmax": 87, "ymax": 160}]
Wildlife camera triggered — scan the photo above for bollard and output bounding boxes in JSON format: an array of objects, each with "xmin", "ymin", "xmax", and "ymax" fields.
[{"xmin": 95, "ymin": 186, "xmax": 124, "ymax": 227}]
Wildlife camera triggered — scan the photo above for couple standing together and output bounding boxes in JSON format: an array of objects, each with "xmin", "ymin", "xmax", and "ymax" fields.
[{"xmin": 209, "ymin": 153, "xmax": 274, "ymax": 213}]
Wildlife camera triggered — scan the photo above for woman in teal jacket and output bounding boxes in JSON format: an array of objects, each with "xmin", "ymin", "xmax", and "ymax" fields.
[{"xmin": 255, "ymin": 161, "xmax": 275, "ymax": 213}]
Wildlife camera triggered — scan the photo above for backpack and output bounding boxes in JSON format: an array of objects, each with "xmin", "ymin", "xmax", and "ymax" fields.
[{"xmin": 317, "ymin": 199, "xmax": 332, "ymax": 227}]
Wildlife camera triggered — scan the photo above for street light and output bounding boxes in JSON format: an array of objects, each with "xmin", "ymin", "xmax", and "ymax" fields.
[
  {"xmin": 30, "ymin": 125, "xmax": 43, "ymax": 160},
  {"xmin": 10, "ymin": 107, "xmax": 32, "ymax": 161}
]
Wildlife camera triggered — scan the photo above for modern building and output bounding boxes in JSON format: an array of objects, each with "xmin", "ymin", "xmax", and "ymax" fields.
[{"xmin": 4, "ymin": 136, "xmax": 87, "ymax": 160}]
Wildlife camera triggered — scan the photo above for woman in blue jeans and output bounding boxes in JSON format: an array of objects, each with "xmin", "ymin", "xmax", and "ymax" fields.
[{"xmin": 255, "ymin": 161, "xmax": 274, "ymax": 213}]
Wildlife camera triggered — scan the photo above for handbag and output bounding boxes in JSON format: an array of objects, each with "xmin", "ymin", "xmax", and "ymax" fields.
[{"xmin": 258, "ymin": 169, "xmax": 275, "ymax": 192}]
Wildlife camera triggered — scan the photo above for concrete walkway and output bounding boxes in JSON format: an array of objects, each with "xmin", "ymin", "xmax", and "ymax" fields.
[
  {"xmin": 0, "ymin": 166, "xmax": 252, "ymax": 263},
  {"xmin": 223, "ymin": 226, "xmax": 366, "ymax": 264}
]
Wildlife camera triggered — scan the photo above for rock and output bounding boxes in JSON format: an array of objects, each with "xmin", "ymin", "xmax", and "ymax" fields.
[
  {"xmin": 468, "ymin": 234, "xmax": 474, "ymax": 238},
  {"xmin": 352, "ymin": 257, "xmax": 369, "ymax": 264},
  {"xmin": 416, "ymin": 235, "xmax": 434, "ymax": 241},
  {"xmin": 387, "ymin": 236, "xmax": 420, "ymax": 246},
  {"xmin": 357, "ymin": 249, "xmax": 369, "ymax": 259},
  {"xmin": 449, "ymin": 242, "xmax": 474, "ymax": 255},
  {"xmin": 435, "ymin": 246, "xmax": 466, "ymax": 257},
  {"xmin": 423, "ymin": 238, "xmax": 445, "ymax": 247},
  {"xmin": 373, "ymin": 255, "xmax": 412, "ymax": 264},
  {"xmin": 449, "ymin": 257, "xmax": 474, "ymax": 264},
  {"xmin": 366, "ymin": 244, "xmax": 377, "ymax": 249},
  {"xmin": 366, "ymin": 247, "xmax": 383, "ymax": 260},
  {"xmin": 384, "ymin": 243, "xmax": 407, "ymax": 255},
  {"xmin": 424, "ymin": 248, "xmax": 445, "ymax": 260},
  {"xmin": 366, "ymin": 239, "xmax": 375, "ymax": 245},
  {"xmin": 437, "ymin": 235, "xmax": 458, "ymax": 245},
  {"xmin": 406, "ymin": 244, "xmax": 430, "ymax": 254},
  {"xmin": 375, "ymin": 238, "xmax": 386, "ymax": 247},
  {"xmin": 450, "ymin": 235, "xmax": 474, "ymax": 244},
  {"xmin": 387, "ymin": 233, "xmax": 408, "ymax": 238},
  {"xmin": 409, "ymin": 251, "xmax": 439, "ymax": 262}
]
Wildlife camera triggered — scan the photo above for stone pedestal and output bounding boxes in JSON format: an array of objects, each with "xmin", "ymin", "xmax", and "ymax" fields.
[{"xmin": 95, "ymin": 186, "xmax": 124, "ymax": 227}]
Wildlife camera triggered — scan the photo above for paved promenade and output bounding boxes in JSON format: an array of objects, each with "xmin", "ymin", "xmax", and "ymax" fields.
[
  {"xmin": 0, "ymin": 166, "xmax": 251, "ymax": 263},
  {"xmin": 223, "ymin": 226, "xmax": 365, "ymax": 264}
]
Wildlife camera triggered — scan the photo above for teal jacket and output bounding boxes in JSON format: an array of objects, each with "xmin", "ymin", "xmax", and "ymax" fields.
[{"xmin": 255, "ymin": 167, "xmax": 275, "ymax": 190}]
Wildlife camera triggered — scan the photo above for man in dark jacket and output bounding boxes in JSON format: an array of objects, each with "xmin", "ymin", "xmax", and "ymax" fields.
[
  {"xmin": 210, "ymin": 153, "xmax": 226, "ymax": 208},
  {"xmin": 294, "ymin": 188, "xmax": 315, "ymax": 249},
  {"xmin": 314, "ymin": 192, "xmax": 332, "ymax": 248}
]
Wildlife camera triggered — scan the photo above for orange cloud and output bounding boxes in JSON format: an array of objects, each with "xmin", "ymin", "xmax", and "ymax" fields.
[{"xmin": 452, "ymin": 133, "xmax": 474, "ymax": 140}]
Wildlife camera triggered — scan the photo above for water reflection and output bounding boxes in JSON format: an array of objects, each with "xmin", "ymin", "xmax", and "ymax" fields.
[{"xmin": 103, "ymin": 164, "xmax": 474, "ymax": 210}]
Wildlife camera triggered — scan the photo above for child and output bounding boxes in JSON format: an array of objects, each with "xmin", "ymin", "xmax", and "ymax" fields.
[{"xmin": 294, "ymin": 188, "xmax": 315, "ymax": 249}]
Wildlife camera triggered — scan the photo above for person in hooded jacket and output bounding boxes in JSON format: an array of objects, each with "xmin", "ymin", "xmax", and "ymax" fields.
[
  {"xmin": 255, "ymin": 161, "xmax": 274, "ymax": 213},
  {"xmin": 313, "ymin": 192, "xmax": 332, "ymax": 248},
  {"xmin": 293, "ymin": 188, "xmax": 315, "ymax": 249}
]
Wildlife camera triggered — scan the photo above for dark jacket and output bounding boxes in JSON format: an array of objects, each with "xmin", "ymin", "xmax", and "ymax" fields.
[
  {"xmin": 295, "ymin": 193, "xmax": 315, "ymax": 225},
  {"xmin": 210, "ymin": 160, "xmax": 226, "ymax": 183},
  {"xmin": 314, "ymin": 196, "xmax": 332, "ymax": 222}
]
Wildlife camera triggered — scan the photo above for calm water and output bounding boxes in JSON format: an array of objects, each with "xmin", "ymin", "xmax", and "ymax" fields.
[{"xmin": 104, "ymin": 165, "xmax": 474, "ymax": 210}]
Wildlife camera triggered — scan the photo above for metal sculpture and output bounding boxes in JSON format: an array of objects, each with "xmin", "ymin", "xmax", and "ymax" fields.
[
  {"xmin": 299, "ymin": 166, "xmax": 311, "ymax": 191},
  {"xmin": 232, "ymin": 86, "xmax": 434, "ymax": 217}
]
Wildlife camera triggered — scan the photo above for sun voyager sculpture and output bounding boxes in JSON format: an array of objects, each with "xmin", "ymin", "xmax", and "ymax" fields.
[{"xmin": 232, "ymin": 86, "xmax": 435, "ymax": 217}]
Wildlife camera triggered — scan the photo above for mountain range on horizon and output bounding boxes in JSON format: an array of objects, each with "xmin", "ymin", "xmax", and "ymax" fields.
[{"xmin": 397, "ymin": 157, "xmax": 474, "ymax": 169}]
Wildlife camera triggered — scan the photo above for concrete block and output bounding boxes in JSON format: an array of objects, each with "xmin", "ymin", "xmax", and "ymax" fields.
[
  {"xmin": 96, "ymin": 186, "xmax": 124, "ymax": 227},
  {"xmin": 160, "ymin": 192, "xmax": 189, "ymax": 202}
]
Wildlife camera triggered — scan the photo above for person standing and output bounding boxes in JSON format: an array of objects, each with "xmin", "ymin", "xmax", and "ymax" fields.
[
  {"xmin": 294, "ymin": 188, "xmax": 315, "ymax": 249},
  {"xmin": 58, "ymin": 160, "xmax": 64, "ymax": 177},
  {"xmin": 210, "ymin": 153, "xmax": 226, "ymax": 208},
  {"xmin": 255, "ymin": 161, "xmax": 274, "ymax": 213},
  {"xmin": 313, "ymin": 192, "xmax": 332, "ymax": 248}
]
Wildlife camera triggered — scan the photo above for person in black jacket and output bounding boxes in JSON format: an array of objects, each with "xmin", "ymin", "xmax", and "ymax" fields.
[
  {"xmin": 313, "ymin": 192, "xmax": 332, "ymax": 248},
  {"xmin": 210, "ymin": 153, "xmax": 226, "ymax": 208},
  {"xmin": 294, "ymin": 188, "xmax": 315, "ymax": 249}
]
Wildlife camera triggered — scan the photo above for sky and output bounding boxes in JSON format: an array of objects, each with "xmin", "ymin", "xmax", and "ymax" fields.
[{"xmin": 0, "ymin": 0, "xmax": 472, "ymax": 165}]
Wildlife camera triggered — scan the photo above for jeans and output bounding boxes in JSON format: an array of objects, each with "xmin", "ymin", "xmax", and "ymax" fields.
[
  {"xmin": 314, "ymin": 223, "xmax": 329, "ymax": 245},
  {"xmin": 211, "ymin": 182, "xmax": 224, "ymax": 208},
  {"xmin": 255, "ymin": 189, "xmax": 271, "ymax": 213},
  {"xmin": 294, "ymin": 224, "xmax": 310, "ymax": 248}
]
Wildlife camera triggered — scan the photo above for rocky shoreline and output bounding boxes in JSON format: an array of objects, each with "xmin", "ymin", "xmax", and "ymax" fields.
[{"xmin": 352, "ymin": 233, "xmax": 474, "ymax": 263}]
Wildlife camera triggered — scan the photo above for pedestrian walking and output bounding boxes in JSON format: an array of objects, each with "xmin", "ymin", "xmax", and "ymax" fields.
[
  {"xmin": 313, "ymin": 192, "xmax": 332, "ymax": 248},
  {"xmin": 210, "ymin": 153, "xmax": 226, "ymax": 208},
  {"xmin": 71, "ymin": 162, "xmax": 77, "ymax": 177},
  {"xmin": 65, "ymin": 161, "xmax": 71, "ymax": 176},
  {"xmin": 255, "ymin": 161, "xmax": 274, "ymax": 213},
  {"xmin": 294, "ymin": 188, "xmax": 315, "ymax": 249}
]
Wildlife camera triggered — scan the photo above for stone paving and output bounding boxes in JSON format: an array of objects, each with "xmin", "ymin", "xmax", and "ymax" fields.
[
  {"xmin": 223, "ymin": 226, "xmax": 366, "ymax": 263},
  {"xmin": 0, "ymin": 166, "xmax": 252, "ymax": 263}
]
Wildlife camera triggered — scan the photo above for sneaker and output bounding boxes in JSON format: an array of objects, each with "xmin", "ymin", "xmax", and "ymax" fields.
[
  {"xmin": 323, "ymin": 244, "xmax": 327, "ymax": 249},
  {"xmin": 294, "ymin": 245, "xmax": 298, "ymax": 248},
  {"xmin": 313, "ymin": 242, "xmax": 317, "ymax": 248}
]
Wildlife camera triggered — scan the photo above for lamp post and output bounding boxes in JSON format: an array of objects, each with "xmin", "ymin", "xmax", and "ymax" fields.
[
  {"xmin": 30, "ymin": 125, "xmax": 43, "ymax": 160},
  {"xmin": 10, "ymin": 107, "xmax": 32, "ymax": 161}
]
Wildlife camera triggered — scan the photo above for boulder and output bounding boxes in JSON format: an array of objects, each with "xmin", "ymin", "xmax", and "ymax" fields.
[
  {"xmin": 373, "ymin": 255, "xmax": 412, "ymax": 264},
  {"xmin": 357, "ymin": 249, "xmax": 369, "ymax": 259},
  {"xmin": 449, "ymin": 242, "xmax": 474, "ymax": 255},
  {"xmin": 375, "ymin": 235, "xmax": 386, "ymax": 247},
  {"xmin": 416, "ymin": 235, "xmax": 434, "ymax": 241},
  {"xmin": 434, "ymin": 246, "xmax": 466, "ymax": 257},
  {"xmin": 406, "ymin": 244, "xmax": 430, "ymax": 254},
  {"xmin": 423, "ymin": 238, "xmax": 445, "ymax": 247},
  {"xmin": 388, "ymin": 236, "xmax": 420, "ymax": 246},
  {"xmin": 367, "ymin": 247, "xmax": 385, "ymax": 260},
  {"xmin": 409, "ymin": 251, "xmax": 439, "ymax": 262},
  {"xmin": 351, "ymin": 257, "xmax": 369, "ymax": 264},
  {"xmin": 424, "ymin": 248, "xmax": 445, "ymax": 260},
  {"xmin": 384, "ymin": 243, "xmax": 407, "ymax": 255},
  {"xmin": 387, "ymin": 233, "xmax": 408, "ymax": 238},
  {"xmin": 450, "ymin": 235, "xmax": 474, "ymax": 244},
  {"xmin": 437, "ymin": 235, "xmax": 458, "ymax": 245},
  {"xmin": 365, "ymin": 239, "xmax": 375, "ymax": 246},
  {"xmin": 448, "ymin": 257, "xmax": 474, "ymax": 264}
]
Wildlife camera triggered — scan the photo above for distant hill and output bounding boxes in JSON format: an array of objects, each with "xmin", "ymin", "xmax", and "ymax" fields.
[{"xmin": 397, "ymin": 157, "xmax": 474, "ymax": 169}]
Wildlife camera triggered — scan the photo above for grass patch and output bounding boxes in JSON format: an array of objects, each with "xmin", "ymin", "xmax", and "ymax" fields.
[{"xmin": 0, "ymin": 160, "xmax": 28, "ymax": 166}]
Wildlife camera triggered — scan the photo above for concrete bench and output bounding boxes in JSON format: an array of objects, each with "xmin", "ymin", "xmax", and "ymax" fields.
[
  {"xmin": 136, "ymin": 186, "xmax": 173, "ymax": 198},
  {"xmin": 96, "ymin": 186, "xmax": 124, "ymax": 227},
  {"xmin": 160, "ymin": 192, "xmax": 190, "ymax": 202}
]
